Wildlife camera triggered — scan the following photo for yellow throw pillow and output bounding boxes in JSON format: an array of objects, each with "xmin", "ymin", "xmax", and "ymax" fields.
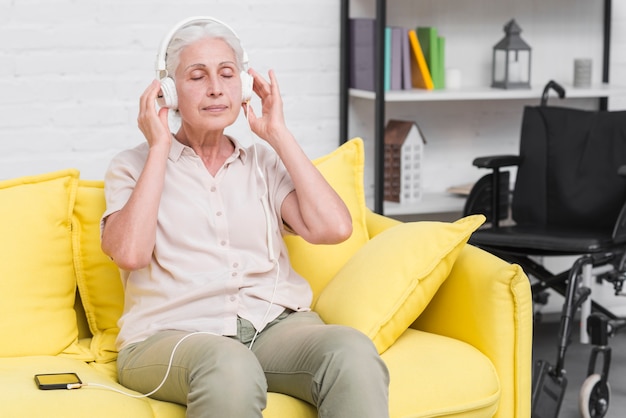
[
  {"xmin": 0, "ymin": 169, "xmax": 87, "ymax": 357},
  {"xmin": 314, "ymin": 215, "xmax": 485, "ymax": 354},
  {"xmin": 284, "ymin": 138, "xmax": 369, "ymax": 304},
  {"xmin": 72, "ymin": 180, "xmax": 124, "ymax": 362}
]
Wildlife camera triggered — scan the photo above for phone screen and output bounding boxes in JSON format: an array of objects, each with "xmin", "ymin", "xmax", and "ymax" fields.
[{"xmin": 35, "ymin": 373, "xmax": 82, "ymax": 390}]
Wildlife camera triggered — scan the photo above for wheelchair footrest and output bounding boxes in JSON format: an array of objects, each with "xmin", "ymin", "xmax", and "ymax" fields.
[{"xmin": 532, "ymin": 360, "xmax": 567, "ymax": 418}]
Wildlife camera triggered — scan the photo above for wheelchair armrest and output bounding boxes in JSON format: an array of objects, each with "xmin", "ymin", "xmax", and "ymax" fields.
[
  {"xmin": 469, "ymin": 155, "xmax": 520, "ymax": 228},
  {"xmin": 472, "ymin": 155, "xmax": 522, "ymax": 169}
]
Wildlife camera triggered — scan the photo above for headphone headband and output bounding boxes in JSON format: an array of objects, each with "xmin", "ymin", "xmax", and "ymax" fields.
[{"xmin": 155, "ymin": 16, "xmax": 249, "ymax": 79}]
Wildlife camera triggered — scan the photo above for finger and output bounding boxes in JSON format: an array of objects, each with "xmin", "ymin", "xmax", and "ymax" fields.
[
  {"xmin": 268, "ymin": 69, "xmax": 282, "ymax": 96},
  {"xmin": 249, "ymin": 68, "xmax": 271, "ymax": 97},
  {"xmin": 140, "ymin": 80, "xmax": 159, "ymax": 102},
  {"xmin": 267, "ymin": 70, "xmax": 284, "ymax": 109},
  {"xmin": 138, "ymin": 81, "xmax": 168, "ymax": 136},
  {"xmin": 139, "ymin": 80, "xmax": 160, "ymax": 114},
  {"xmin": 157, "ymin": 106, "xmax": 170, "ymax": 129}
]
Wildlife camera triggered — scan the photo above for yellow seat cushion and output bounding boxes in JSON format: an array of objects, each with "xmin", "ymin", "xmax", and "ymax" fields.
[
  {"xmin": 0, "ymin": 356, "xmax": 315, "ymax": 418},
  {"xmin": 72, "ymin": 180, "xmax": 124, "ymax": 362},
  {"xmin": 0, "ymin": 356, "xmax": 185, "ymax": 418},
  {"xmin": 264, "ymin": 393, "xmax": 317, "ymax": 418},
  {"xmin": 382, "ymin": 328, "xmax": 500, "ymax": 418},
  {"xmin": 315, "ymin": 215, "xmax": 485, "ymax": 354},
  {"xmin": 284, "ymin": 138, "xmax": 369, "ymax": 303},
  {"xmin": 0, "ymin": 169, "xmax": 89, "ymax": 359}
]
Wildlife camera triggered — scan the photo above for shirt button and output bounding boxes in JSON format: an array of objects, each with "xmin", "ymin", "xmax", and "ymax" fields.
[
  {"xmin": 230, "ymin": 296, "xmax": 236, "ymax": 302},
  {"xmin": 216, "ymin": 211, "xmax": 222, "ymax": 216},
  {"xmin": 220, "ymin": 240, "xmax": 227, "ymax": 246},
  {"xmin": 210, "ymin": 186, "xmax": 216, "ymax": 192},
  {"xmin": 233, "ymin": 262, "xmax": 239, "ymax": 268},
  {"xmin": 232, "ymin": 272, "xmax": 238, "ymax": 277}
]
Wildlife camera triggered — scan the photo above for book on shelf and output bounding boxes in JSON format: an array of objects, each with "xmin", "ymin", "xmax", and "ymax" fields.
[
  {"xmin": 349, "ymin": 18, "xmax": 392, "ymax": 91},
  {"xmin": 408, "ymin": 29, "xmax": 434, "ymax": 90},
  {"xmin": 349, "ymin": 18, "xmax": 375, "ymax": 91},
  {"xmin": 384, "ymin": 27, "xmax": 393, "ymax": 90},
  {"xmin": 401, "ymin": 28, "xmax": 412, "ymax": 89},
  {"xmin": 437, "ymin": 35, "xmax": 446, "ymax": 89},
  {"xmin": 390, "ymin": 27, "xmax": 404, "ymax": 90},
  {"xmin": 348, "ymin": 19, "xmax": 443, "ymax": 92},
  {"xmin": 417, "ymin": 27, "xmax": 445, "ymax": 89}
]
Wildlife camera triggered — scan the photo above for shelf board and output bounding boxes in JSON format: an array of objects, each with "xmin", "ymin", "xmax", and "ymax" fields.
[
  {"xmin": 381, "ymin": 192, "xmax": 467, "ymax": 216},
  {"xmin": 349, "ymin": 83, "xmax": 626, "ymax": 102}
]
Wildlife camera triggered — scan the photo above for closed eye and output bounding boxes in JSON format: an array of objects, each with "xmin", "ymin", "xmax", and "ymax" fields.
[{"xmin": 220, "ymin": 69, "xmax": 235, "ymax": 79}]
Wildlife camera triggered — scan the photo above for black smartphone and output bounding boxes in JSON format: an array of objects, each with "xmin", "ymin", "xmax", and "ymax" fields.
[{"xmin": 34, "ymin": 373, "xmax": 82, "ymax": 390}]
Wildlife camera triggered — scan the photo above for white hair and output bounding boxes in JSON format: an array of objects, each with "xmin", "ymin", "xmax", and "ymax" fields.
[{"xmin": 165, "ymin": 20, "xmax": 245, "ymax": 79}]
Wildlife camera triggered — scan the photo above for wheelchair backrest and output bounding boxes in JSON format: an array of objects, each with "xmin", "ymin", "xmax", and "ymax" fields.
[{"xmin": 512, "ymin": 106, "xmax": 626, "ymax": 230}]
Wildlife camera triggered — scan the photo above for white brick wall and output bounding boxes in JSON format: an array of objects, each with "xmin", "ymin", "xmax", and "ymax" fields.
[
  {"xmin": 0, "ymin": 0, "xmax": 341, "ymax": 180},
  {"xmin": 2, "ymin": 1, "xmax": 625, "ymax": 182}
]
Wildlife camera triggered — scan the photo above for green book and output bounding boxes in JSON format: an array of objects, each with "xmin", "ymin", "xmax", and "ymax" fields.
[
  {"xmin": 437, "ymin": 35, "xmax": 445, "ymax": 89},
  {"xmin": 417, "ymin": 27, "xmax": 443, "ymax": 89},
  {"xmin": 384, "ymin": 27, "xmax": 392, "ymax": 91}
]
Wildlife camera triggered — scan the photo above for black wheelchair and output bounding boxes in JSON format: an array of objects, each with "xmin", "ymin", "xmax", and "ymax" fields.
[{"xmin": 463, "ymin": 81, "xmax": 626, "ymax": 418}]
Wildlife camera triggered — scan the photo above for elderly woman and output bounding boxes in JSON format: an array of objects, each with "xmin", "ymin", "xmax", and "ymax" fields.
[{"xmin": 100, "ymin": 17, "xmax": 389, "ymax": 418}]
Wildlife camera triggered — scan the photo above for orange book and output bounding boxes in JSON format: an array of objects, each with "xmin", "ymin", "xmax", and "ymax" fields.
[{"xmin": 408, "ymin": 29, "xmax": 434, "ymax": 90}]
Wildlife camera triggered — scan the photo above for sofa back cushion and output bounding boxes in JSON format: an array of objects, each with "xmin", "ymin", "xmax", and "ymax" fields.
[
  {"xmin": 0, "ymin": 170, "xmax": 91, "ymax": 359},
  {"xmin": 283, "ymin": 138, "xmax": 369, "ymax": 304},
  {"xmin": 72, "ymin": 180, "xmax": 124, "ymax": 363}
]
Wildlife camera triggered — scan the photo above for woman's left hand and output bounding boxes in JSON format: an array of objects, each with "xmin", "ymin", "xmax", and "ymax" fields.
[
  {"xmin": 243, "ymin": 68, "xmax": 290, "ymax": 146},
  {"xmin": 243, "ymin": 69, "xmax": 352, "ymax": 245}
]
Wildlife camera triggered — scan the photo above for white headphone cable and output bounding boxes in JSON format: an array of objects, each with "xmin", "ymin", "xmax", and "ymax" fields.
[
  {"xmin": 80, "ymin": 331, "xmax": 217, "ymax": 398},
  {"xmin": 81, "ymin": 100, "xmax": 282, "ymax": 397},
  {"xmin": 245, "ymin": 100, "xmax": 281, "ymax": 350}
]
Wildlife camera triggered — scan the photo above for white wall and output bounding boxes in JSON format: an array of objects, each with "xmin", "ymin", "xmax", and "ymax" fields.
[
  {"xmin": 0, "ymin": 0, "xmax": 341, "ymax": 180},
  {"xmin": 2, "ymin": 1, "xmax": 625, "ymax": 184}
]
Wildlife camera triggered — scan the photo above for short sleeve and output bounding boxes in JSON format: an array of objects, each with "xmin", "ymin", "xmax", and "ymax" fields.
[{"xmin": 100, "ymin": 143, "xmax": 149, "ymax": 230}]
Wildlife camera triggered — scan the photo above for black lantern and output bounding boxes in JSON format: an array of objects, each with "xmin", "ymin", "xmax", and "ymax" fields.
[{"xmin": 491, "ymin": 19, "xmax": 531, "ymax": 89}]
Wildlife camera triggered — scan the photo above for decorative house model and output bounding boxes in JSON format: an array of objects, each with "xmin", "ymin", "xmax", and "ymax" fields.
[{"xmin": 384, "ymin": 119, "xmax": 426, "ymax": 203}]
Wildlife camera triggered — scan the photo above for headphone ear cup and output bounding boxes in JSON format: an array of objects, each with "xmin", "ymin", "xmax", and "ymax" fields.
[
  {"xmin": 241, "ymin": 71, "xmax": 253, "ymax": 103},
  {"xmin": 158, "ymin": 77, "xmax": 178, "ymax": 109}
]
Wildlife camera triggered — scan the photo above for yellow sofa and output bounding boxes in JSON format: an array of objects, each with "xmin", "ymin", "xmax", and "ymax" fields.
[{"xmin": 0, "ymin": 138, "xmax": 532, "ymax": 417}]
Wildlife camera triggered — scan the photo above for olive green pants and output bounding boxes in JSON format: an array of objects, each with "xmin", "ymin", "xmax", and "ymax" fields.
[{"xmin": 117, "ymin": 311, "xmax": 390, "ymax": 418}]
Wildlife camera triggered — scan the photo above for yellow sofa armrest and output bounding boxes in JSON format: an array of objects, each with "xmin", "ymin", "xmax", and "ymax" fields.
[
  {"xmin": 365, "ymin": 209, "xmax": 401, "ymax": 239},
  {"xmin": 412, "ymin": 244, "xmax": 533, "ymax": 418}
]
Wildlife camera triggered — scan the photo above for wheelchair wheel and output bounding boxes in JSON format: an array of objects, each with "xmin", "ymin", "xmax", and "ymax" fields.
[{"xmin": 579, "ymin": 373, "xmax": 610, "ymax": 418}]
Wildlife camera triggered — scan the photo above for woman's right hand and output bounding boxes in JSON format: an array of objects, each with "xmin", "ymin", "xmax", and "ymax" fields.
[
  {"xmin": 102, "ymin": 80, "xmax": 172, "ymax": 271},
  {"xmin": 137, "ymin": 79, "xmax": 172, "ymax": 149}
]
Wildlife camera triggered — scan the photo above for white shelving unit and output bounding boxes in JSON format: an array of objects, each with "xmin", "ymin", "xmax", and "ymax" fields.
[
  {"xmin": 382, "ymin": 192, "xmax": 466, "ymax": 216},
  {"xmin": 339, "ymin": 0, "xmax": 625, "ymax": 217},
  {"xmin": 350, "ymin": 83, "xmax": 626, "ymax": 102},
  {"xmin": 353, "ymin": 84, "xmax": 626, "ymax": 216}
]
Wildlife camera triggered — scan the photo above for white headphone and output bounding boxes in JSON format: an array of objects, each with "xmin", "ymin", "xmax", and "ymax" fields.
[{"xmin": 155, "ymin": 16, "xmax": 254, "ymax": 109}]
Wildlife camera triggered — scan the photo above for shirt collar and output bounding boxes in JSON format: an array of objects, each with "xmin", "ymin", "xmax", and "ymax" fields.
[{"xmin": 168, "ymin": 134, "xmax": 249, "ymax": 164}]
